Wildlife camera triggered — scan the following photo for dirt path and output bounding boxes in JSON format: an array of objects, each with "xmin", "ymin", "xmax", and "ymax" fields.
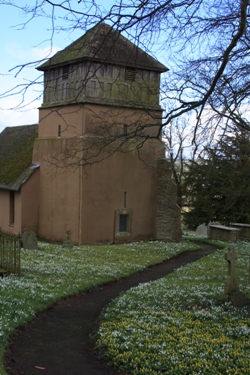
[{"xmin": 4, "ymin": 243, "xmax": 219, "ymax": 375}]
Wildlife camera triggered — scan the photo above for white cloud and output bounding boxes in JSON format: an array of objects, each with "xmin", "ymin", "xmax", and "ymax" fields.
[
  {"xmin": 5, "ymin": 42, "xmax": 60, "ymax": 64},
  {"xmin": 0, "ymin": 105, "xmax": 39, "ymax": 133},
  {"xmin": 0, "ymin": 92, "xmax": 41, "ymax": 132},
  {"xmin": 0, "ymin": 43, "xmax": 60, "ymax": 133}
]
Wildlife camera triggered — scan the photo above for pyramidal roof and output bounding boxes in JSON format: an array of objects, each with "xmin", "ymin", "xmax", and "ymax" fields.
[{"xmin": 38, "ymin": 23, "xmax": 168, "ymax": 72}]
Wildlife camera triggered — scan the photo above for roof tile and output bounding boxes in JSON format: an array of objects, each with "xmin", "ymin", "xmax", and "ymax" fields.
[
  {"xmin": 38, "ymin": 23, "xmax": 167, "ymax": 72},
  {"xmin": 0, "ymin": 125, "xmax": 39, "ymax": 191}
]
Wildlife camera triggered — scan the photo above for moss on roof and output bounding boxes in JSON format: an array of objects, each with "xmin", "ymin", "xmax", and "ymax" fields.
[
  {"xmin": 38, "ymin": 23, "xmax": 168, "ymax": 72},
  {"xmin": 0, "ymin": 125, "xmax": 39, "ymax": 191}
]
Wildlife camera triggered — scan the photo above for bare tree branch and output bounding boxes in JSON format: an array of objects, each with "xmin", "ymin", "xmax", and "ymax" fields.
[{"xmin": 1, "ymin": 0, "xmax": 250, "ymax": 157}]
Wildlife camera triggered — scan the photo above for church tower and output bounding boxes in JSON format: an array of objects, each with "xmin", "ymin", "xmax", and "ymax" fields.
[
  {"xmin": 32, "ymin": 23, "xmax": 180, "ymax": 244},
  {"xmin": 37, "ymin": 23, "xmax": 167, "ymax": 139}
]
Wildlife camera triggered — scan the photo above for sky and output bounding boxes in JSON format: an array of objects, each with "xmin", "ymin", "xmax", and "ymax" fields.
[
  {"xmin": 0, "ymin": 4, "xmax": 55, "ymax": 132},
  {"xmin": 0, "ymin": 1, "xmax": 108, "ymax": 133},
  {"xmin": 0, "ymin": 1, "xmax": 230, "ymax": 163},
  {"xmin": 0, "ymin": 1, "xmax": 172, "ymax": 134}
]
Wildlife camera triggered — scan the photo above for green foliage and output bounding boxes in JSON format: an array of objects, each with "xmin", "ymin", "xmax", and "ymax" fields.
[{"xmin": 183, "ymin": 128, "xmax": 250, "ymax": 229}]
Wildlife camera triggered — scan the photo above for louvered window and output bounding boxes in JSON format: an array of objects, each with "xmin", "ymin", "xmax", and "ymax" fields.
[
  {"xmin": 125, "ymin": 67, "xmax": 136, "ymax": 82},
  {"xmin": 62, "ymin": 66, "xmax": 69, "ymax": 80}
]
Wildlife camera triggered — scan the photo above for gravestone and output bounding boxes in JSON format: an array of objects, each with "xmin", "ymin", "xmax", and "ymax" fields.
[
  {"xmin": 224, "ymin": 248, "xmax": 239, "ymax": 295},
  {"xmin": 207, "ymin": 221, "xmax": 220, "ymax": 237},
  {"xmin": 196, "ymin": 223, "xmax": 208, "ymax": 237},
  {"xmin": 62, "ymin": 230, "xmax": 73, "ymax": 249},
  {"xmin": 209, "ymin": 224, "xmax": 239, "ymax": 242},
  {"xmin": 222, "ymin": 248, "xmax": 250, "ymax": 308},
  {"xmin": 22, "ymin": 228, "xmax": 38, "ymax": 250},
  {"xmin": 231, "ymin": 223, "xmax": 250, "ymax": 240}
]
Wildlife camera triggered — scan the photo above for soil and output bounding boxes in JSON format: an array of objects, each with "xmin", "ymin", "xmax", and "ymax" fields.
[{"xmin": 4, "ymin": 242, "xmax": 219, "ymax": 375}]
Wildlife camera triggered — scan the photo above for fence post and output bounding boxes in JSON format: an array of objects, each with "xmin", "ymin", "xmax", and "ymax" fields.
[{"xmin": 0, "ymin": 229, "xmax": 21, "ymax": 276}]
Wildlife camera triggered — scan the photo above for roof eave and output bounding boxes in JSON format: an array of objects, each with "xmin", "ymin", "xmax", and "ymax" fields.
[
  {"xmin": 37, "ymin": 57, "xmax": 168, "ymax": 73},
  {"xmin": 0, "ymin": 164, "xmax": 40, "ymax": 192}
]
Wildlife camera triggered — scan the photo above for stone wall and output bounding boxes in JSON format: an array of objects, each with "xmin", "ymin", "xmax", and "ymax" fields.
[{"xmin": 156, "ymin": 158, "xmax": 182, "ymax": 242}]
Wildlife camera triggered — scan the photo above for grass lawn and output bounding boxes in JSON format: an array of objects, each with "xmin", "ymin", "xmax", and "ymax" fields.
[
  {"xmin": 96, "ymin": 240, "xmax": 250, "ymax": 375},
  {"xmin": 0, "ymin": 240, "xmax": 197, "ymax": 375}
]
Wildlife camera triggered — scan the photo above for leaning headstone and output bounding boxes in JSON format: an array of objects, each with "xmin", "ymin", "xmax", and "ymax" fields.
[
  {"xmin": 196, "ymin": 223, "xmax": 208, "ymax": 237},
  {"xmin": 62, "ymin": 230, "xmax": 73, "ymax": 249},
  {"xmin": 222, "ymin": 248, "xmax": 250, "ymax": 308},
  {"xmin": 22, "ymin": 228, "xmax": 38, "ymax": 250},
  {"xmin": 224, "ymin": 248, "xmax": 239, "ymax": 295}
]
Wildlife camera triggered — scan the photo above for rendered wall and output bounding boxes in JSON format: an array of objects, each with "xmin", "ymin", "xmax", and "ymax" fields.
[
  {"xmin": 35, "ymin": 98, "xmax": 176, "ymax": 245},
  {"xmin": 39, "ymin": 103, "xmax": 162, "ymax": 139},
  {"xmin": 79, "ymin": 141, "xmax": 161, "ymax": 244},
  {"xmin": 0, "ymin": 171, "xmax": 39, "ymax": 236},
  {"xmin": 32, "ymin": 135, "xmax": 164, "ymax": 245},
  {"xmin": 83, "ymin": 103, "xmax": 162, "ymax": 138},
  {"xmin": 38, "ymin": 104, "xmax": 85, "ymax": 138},
  {"xmin": 21, "ymin": 171, "xmax": 39, "ymax": 233},
  {"xmin": 0, "ymin": 189, "xmax": 22, "ymax": 235},
  {"xmin": 33, "ymin": 138, "xmax": 81, "ymax": 243}
]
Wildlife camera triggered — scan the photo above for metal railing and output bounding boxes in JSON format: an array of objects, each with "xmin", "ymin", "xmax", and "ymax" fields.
[{"xmin": 0, "ymin": 228, "xmax": 21, "ymax": 276}]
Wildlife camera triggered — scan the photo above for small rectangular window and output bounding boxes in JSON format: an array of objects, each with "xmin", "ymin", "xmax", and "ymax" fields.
[
  {"xmin": 119, "ymin": 214, "xmax": 128, "ymax": 232},
  {"xmin": 9, "ymin": 191, "xmax": 15, "ymax": 225},
  {"xmin": 115, "ymin": 209, "xmax": 132, "ymax": 240}
]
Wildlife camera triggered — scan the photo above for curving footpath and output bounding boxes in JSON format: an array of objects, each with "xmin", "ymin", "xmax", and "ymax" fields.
[{"xmin": 5, "ymin": 243, "xmax": 219, "ymax": 375}]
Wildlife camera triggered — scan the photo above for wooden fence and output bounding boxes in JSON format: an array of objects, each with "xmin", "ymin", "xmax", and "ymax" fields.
[{"xmin": 0, "ymin": 228, "xmax": 21, "ymax": 276}]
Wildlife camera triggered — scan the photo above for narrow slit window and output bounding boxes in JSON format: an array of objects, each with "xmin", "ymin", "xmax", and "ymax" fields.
[
  {"xmin": 9, "ymin": 191, "xmax": 15, "ymax": 225},
  {"xmin": 124, "ymin": 124, "xmax": 128, "ymax": 136},
  {"xmin": 58, "ymin": 124, "xmax": 61, "ymax": 137},
  {"xmin": 124, "ymin": 191, "xmax": 127, "ymax": 208}
]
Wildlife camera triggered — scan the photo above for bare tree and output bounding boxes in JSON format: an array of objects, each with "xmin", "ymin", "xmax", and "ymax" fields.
[
  {"xmin": 163, "ymin": 107, "xmax": 225, "ymax": 207},
  {"xmin": 1, "ymin": 0, "xmax": 250, "ymax": 157}
]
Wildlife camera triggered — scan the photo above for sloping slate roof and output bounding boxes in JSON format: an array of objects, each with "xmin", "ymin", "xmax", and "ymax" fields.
[
  {"xmin": 38, "ymin": 23, "xmax": 168, "ymax": 72},
  {"xmin": 0, "ymin": 124, "xmax": 39, "ymax": 191}
]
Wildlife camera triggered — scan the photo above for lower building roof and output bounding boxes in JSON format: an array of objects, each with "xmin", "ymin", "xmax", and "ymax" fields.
[{"xmin": 0, "ymin": 124, "xmax": 39, "ymax": 191}]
